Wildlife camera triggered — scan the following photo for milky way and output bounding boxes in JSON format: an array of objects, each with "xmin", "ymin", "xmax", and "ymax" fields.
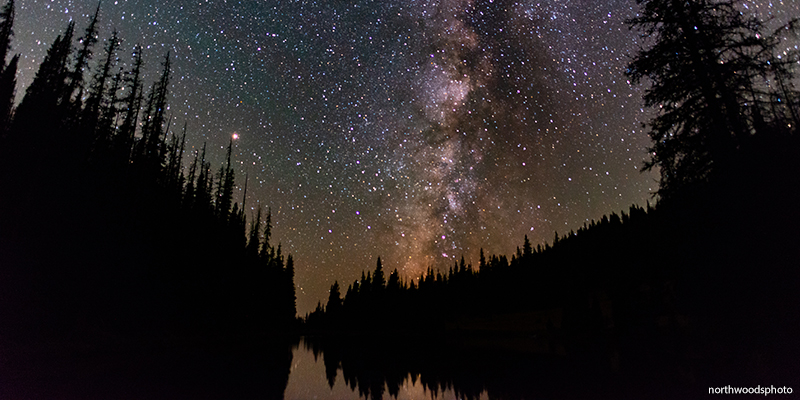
[{"xmin": 12, "ymin": 0, "xmax": 797, "ymax": 313}]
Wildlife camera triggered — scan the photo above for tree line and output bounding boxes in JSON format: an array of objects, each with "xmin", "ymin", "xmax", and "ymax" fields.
[
  {"xmin": 0, "ymin": 0, "xmax": 297, "ymax": 342},
  {"xmin": 305, "ymin": 204, "xmax": 658, "ymax": 334},
  {"xmin": 304, "ymin": 0, "xmax": 800, "ymax": 384}
]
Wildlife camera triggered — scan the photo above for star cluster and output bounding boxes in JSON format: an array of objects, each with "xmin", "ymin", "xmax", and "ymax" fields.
[{"xmin": 13, "ymin": 0, "xmax": 797, "ymax": 313}]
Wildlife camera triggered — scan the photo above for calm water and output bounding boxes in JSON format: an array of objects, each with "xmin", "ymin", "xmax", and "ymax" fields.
[
  {"xmin": 284, "ymin": 339, "xmax": 490, "ymax": 400},
  {"xmin": 1, "ymin": 334, "xmax": 707, "ymax": 399}
]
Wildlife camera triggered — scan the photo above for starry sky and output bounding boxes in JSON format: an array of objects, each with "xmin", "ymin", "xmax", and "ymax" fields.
[{"xmin": 12, "ymin": 0, "xmax": 797, "ymax": 313}]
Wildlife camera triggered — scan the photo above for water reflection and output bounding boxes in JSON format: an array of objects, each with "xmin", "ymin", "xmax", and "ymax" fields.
[
  {"xmin": 283, "ymin": 332, "xmax": 727, "ymax": 400},
  {"xmin": 1, "ymin": 333, "xmax": 716, "ymax": 399},
  {"xmin": 284, "ymin": 336, "xmax": 606, "ymax": 400},
  {"xmin": 285, "ymin": 340, "xmax": 489, "ymax": 400}
]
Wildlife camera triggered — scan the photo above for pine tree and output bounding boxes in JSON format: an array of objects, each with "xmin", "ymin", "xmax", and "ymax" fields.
[
  {"xmin": 117, "ymin": 44, "xmax": 144, "ymax": 156},
  {"xmin": 162, "ymin": 123, "xmax": 186, "ymax": 192},
  {"xmin": 136, "ymin": 52, "xmax": 170, "ymax": 167},
  {"xmin": 386, "ymin": 269, "xmax": 400, "ymax": 292},
  {"xmin": 12, "ymin": 21, "xmax": 74, "ymax": 137},
  {"xmin": 523, "ymin": 235, "xmax": 532, "ymax": 258},
  {"xmin": 0, "ymin": 0, "xmax": 13, "ymax": 69},
  {"xmin": 361, "ymin": 270, "xmax": 372, "ymax": 295},
  {"xmin": 372, "ymin": 257, "xmax": 385, "ymax": 290},
  {"xmin": 0, "ymin": 0, "xmax": 15, "ymax": 135},
  {"xmin": 260, "ymin": 208, "xmax": 272, "ymax": 258},
  {"xmin": 247, "ymin": 206, "xmax": 262, "ymax": 257},
  {"xmin": 182, "ymin": 147, "xmax": 199, "ymax": 209},
  {"xmin": 62, "ymin": 2, "xmax": 100, "ymax": 110},
  {"xmin": 0, "ymin": 54, "xmax": 16, "ymax": 135},
  {"xmin": 327, "ymin": 281, "xmax": 342, "ymax": 314},
  {"xmin": 215, "ymin": 139, "xmax": 235, "ymax": 221},
  {"xmin": 284, "ymin": 254, "xmax": 297, "ymax": 322},
  {"xmin": 82, "ymin": 31, "xmax": 120, "ymax": 152},
  {"xmin": 627, "ymin": 0, "xmax": 799, "ymax": 199},
  {"xmin": 193, "ymin": 143, "xmax": 212, "ymax": 212}
]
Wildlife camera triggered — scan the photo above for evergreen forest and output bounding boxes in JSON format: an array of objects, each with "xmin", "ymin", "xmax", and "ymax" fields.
[
  {"xmin": 1, "ymin": 0, "xmax": 799, "ymax": 398},
  {"xmin": 0, "ymin": 1, "xmax": 298, "ymax": 345},
  {"xmin": 304, "ymin": 0, "xmax": 800, "ymax": 393}
]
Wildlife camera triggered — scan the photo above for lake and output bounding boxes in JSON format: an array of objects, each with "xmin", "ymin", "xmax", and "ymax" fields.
[
  {"xmin": 285, "ymin": 338, "xmax": 491, "ymax": 400},
  {"xmin": 1, "ymin": 333, "xmax": 718, "ymax": 399}
]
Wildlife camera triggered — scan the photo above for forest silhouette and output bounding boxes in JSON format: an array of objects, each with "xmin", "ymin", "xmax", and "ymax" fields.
[
  {"xmin": 0, "ymin": 1, "xmax": 297, "ymax": 344},
  {"xmin": 304, "ymin": 0, "xmax": 800, "ymax": 395},
  {"xmin": 0, "ymin": 0, "xmax": 799, "ymax": 398}
]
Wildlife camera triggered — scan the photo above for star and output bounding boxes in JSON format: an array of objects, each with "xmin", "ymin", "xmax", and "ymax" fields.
[{"xmin": 10, "ymin": 0, "xmax": 796, "ymax": 314}]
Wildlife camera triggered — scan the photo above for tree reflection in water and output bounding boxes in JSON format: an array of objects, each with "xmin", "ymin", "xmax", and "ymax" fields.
[
  {"xmin": 285, "ymin": 335, "xmax": 635, "ymax": 400},
  {"xmin": 285, "ymin": 339, "xmax": 492, "ymax": 400}
]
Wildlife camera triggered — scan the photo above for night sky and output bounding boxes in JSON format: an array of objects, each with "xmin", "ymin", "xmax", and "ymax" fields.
[{"xmin": 12, "ymin": 0, "xmax": 797, "ymax": 313}]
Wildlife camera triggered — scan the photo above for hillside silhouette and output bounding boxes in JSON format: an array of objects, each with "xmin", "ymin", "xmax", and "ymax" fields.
[
  {"xmin": 0, "ymin": 1, "xmax": 297, "ymax": 347},
  {"xmin": 305, "ymin": 0, "xmax": 800, "ymax": 392},
  {"xmin": 1, "ymin": 0, "xmax": 799, "ymax": 397}
]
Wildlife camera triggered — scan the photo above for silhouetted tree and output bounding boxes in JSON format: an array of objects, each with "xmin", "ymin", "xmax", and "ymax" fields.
[
  {"xmin": 0, "ymin": 54, "xmax": 16, "ymax": 135},
  {"xmin": 627, "ymin": 0, "xmax": 799, "ymax": 199},
  {"xmin": 386, "ymin": 269, "xmax": 400, "ymax": 293},
  {"xmin": 327, "ymin": 281, "xmax": 342, "ymax": 315},
  {"xmin": 0, "ymin": 0, "xmax": 13, "ymax": 67},
  {"xmin": 62, "ymin": 2, "xmax": 100, "ymax": 112},
  {"xmin": 1, "ymin": 4, "xmax": 301, "ymax": 344},
  {"xmin": 215, "ymin": 139, "xmax": 235, "ymax": 221},
  {"xmin": 284, "ymin": 254, "xmax": 297, "ymax": 321},
  {"xmin": 12, "ymin": 22, "xmax": 74, "ymax": 135},
  {"xmin": 522, "ymin": 235, "xmax": 532, "ymax": 258},
  {"xmin": 372, "ymin": 257, "xmax": 385, "ymax": 291},
  {"xmin": 135, "ymin": 51, "xmax": 170, "ymax": 168},
  {"xmin": 246, "ymin": 206, "xmax": 263, "ymax": 257},
  {"xmin": 116, "ymin": 44, "xmax": 143, "ymax": 156},
  {"xmin": 193, "ymin": 144, "xmax": 212, "ymax": 212},
  {"xmin": 162, "ymin": 124, "xmax": 186, "ymax": 195},
  {"xmin": 0, "ymin": 0, "xmax": 15, "ymax": 135},
  {"xmin": 82, "ymin": 30, "xmax": 120, "ymax": 152},
  {"xmin": 260, "ymin": 207, "xmax": 273, "ymax": 258}
]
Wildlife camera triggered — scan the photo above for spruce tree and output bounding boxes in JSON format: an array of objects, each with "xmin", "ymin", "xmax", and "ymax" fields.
[
  {"xmin": 12, "ymin": 21, "xmax": 74, "ymax": 137},
  {"xmin": 260, "ymin": 208, "xmax": 272, "ymax": 258},
  {"xmin": 523, "ymin": 235, "xmax": 532, "ymax": 258},
  {"xmin": 284, "ymin": 254, "xmax": 297, "ymax": 322},
  {"xmin": 386, "ymin": 269, "xmax": 400, "ymax": 292},
  {"xmin": 81, "ymin": 31, "xmax": 121, "ymax": 160},
  {"xmin": 247, "ymin": 206, "xmax": 262, "ymax": 257},
  {"xmin": 0, "ymin": 0, "xmax": 15, "ymax": 135},
  {"xmin": 0, "ymin": 0, "xmax": 13, "ymax": 69},
  {"xmin": 627, "ymin": 0, "xmax": 799, "ymax": 199},
  {"xmin": 0, "ymin": 54, "xmax": 16, "ymax": 135},
  {"xmin": 63, "ymin": 2, "xmax": 100, "ymax": 109},
  {"xmin": 372, "ymin": 257, "xmax": 385, "ymax": 290},
  {"xmin": 136, "ymin": 52, "xmax": 170, "ymax": 168},
  {"xmin": 117, "ymin": 44, "xmax": 143, "ymax": 156},
  {"xmin": 327, "ymin": 281, "xmax": 342, "ymax": 314},
  {"xmin": 182, "ymin": 147, "xmax": 199, "ymax": 209},
  {"xmin": 83, "ymin": 31, "xmax": 120, "ymax": 138},
  {"xmin": 215, "ymin": 139, "xmax": 235, "ymax": 221}
]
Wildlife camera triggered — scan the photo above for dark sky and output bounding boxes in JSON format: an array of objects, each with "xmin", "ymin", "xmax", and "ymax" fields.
[{"xmin": 12, "ymin": 0, "xmax": 797, "ymax": 313}]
